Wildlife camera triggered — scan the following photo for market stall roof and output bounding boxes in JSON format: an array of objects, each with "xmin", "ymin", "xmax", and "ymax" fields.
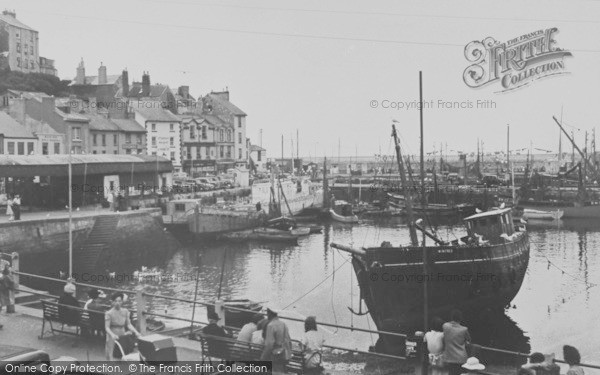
[{"xmin": 0, "ymin": 154, "xmax": 172, "ymax": 177}]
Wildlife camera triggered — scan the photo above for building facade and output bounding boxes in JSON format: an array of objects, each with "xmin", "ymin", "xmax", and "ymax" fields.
[
  {"xmin": 0, "ymin": 111, "xmax": 37, "ymax": 155},
  {"xmin": 0, "ymin": 10, "xmax": 56, "ymax": 75},
  {"xmin": 180, "ymin": 115, "xmax": 217, "ymax": 176},
  {"xmin": 133, "ymin": 107, "xmax": 181, "ymax": 171}
]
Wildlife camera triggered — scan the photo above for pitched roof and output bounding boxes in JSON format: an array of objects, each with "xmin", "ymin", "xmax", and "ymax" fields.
[
  {"xmin": 0, "ymin": 112, "xmax": 36, "ymax": 139},
  {"xmin": 86, "ymin": 113, "xmax": 119, "ymax": 132},
  {"xmin": 6, "ymin": 90, "xmax": 48, "ymax": 98},
  {"xmin": 127, "ymin": 83, "xmax": 169, "ymax": 99},
  {"xmin": 207, "ymin": 93, "xmax": 246, "ymax": 116},
  {"xmin": 250, "ymin": 144, "xmax": 265, "ymax": 152},
  {"xmin": 133, "ymin": 106, "xmax": 180, "ymax": 122},
  {"xmin": 0, "ymin": 14, "xmax": 36, "ymax": 32},
  {"xmin": 200, "ymin": 113, "xmax": 227, "ymax": 127},
  {"xmin": 111, "ymin": 119, "xmax": 146, "ymax": 133}
]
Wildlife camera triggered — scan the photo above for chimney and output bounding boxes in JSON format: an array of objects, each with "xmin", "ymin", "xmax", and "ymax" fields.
[
  {"xmin": 122, "ymin": 69, "xmax": 129, "ymax": 97},
  {"xmin": 178, "ymin": 85, "xmax": 190, "ymax": 99},
  {"xmin": 142, "ymin": 72, "xmax": 150, "ymax": 96},
  {"xmin": 98, "ymin": 62, "xmax": 107, "ymax": 85},
  {"xmin": 2, "ymin": 10, "xmax": 16, "ymax": 18},
  {"xmin": 76, "ymin": 58, "xmax": 85, "ymax": 85}
]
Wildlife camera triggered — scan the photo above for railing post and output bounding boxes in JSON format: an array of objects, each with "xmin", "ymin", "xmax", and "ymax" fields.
[
  {"xmin": 137, "ymin": 291, "xmax": 147, "ymax": 335},
  {"xmin": 10, "ymin": 252, "xmax": 19, "ymax": 293},
  {"xmin": 414, "ymin": 331, "xmax": 428, "ymax": 375}
]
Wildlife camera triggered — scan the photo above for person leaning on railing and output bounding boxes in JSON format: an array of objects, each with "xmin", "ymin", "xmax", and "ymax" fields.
[{"xmin": 518, "ymin": 352, "xmax": 560, "ymax": 375}]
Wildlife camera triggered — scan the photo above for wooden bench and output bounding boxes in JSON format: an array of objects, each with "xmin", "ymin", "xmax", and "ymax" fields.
[
  {"xmin": 194, "ymin": 333, "xmax": 309, "ymax": 374},
  {"xmin": 40, "ymin": 300, "xmax": 137, "ymax": 339}
]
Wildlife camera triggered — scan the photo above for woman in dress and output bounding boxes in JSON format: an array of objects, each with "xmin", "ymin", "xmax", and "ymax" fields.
[
  {"xmin": 424, "ymin": 317, "xmax": 447, "ymax": 375},
  {"xmin": 104, "ymin": 292, "xmax": 140, "ymax": 360},
  {"xmin": 301, "ymin": 316, "xmax": 325, "ymax": 372},
  {"xmin": 6, "ymin": 195, "xmax": 13, "ymax": 221}
]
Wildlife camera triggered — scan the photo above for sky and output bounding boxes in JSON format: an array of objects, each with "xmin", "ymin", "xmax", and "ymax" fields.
[{"xmin": 6, "ymin": 0, "xmax": 600, "ymax": 158}]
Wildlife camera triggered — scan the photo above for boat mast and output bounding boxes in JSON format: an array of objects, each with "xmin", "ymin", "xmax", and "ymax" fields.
[
  {"xmin": 419, "ymin": 72, "xmax": 426, "ymax": 206},
  {"xmin": 392, "ymin": 123, "xmax": 418, "ymax": 246},
  {"xmin": 553, "ymin": 116, "xmax": 597, "ymax": 177}
]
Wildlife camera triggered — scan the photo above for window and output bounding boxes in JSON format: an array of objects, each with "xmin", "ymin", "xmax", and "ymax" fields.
[
  {"xmin": 42, "ymin": 142, "xmax": 48, "ymax": 155},
  {"xmin": 238, "ymin": 116, "xmax": 242, "ymax": 128},
  {"xmin": 30, "ymin": 45, "xmax": 33, "ymax": 54},
  {"xmin": 187, "ymin": 146, "xmax": 192, "ymax": 160},
  {"xmin": 7, "ymin": 142, "xmax": 14, "ymax": 154},
  {"xmin": 102, "ymin": 134, "xmax": 106, "ymax": 146},
  {"xmin": 238, "ymin": 132, "xmax": 242, "ymax": 143},
  {"xmin": 170, "ymin": 151, "xmax": 175, "ymax": 161},
  {"xmin": 202, "ymin": 126, "xmax": 207, "ymax": 139},
  {"xmin": 152, "ymin": 137, "xmax": 156, "ymax": 146},
  {"xmin": 151, "ymin": 123, "xmax": 156, "ymax": 131},
  {"xmin": 113, "ymin": 134, "xmax": 118, "ymax": 145},
  {"xmin": 17, "ymin": 142, "xmax": 24, "ymax": 155},
  {"xmin": 137, "ymin": 149, "xmax": 142, "ymax": 154},
  {"xmin": 16, "ymin": 43, "xmax": 20, "ymax": 53},
  {"xmin": 227, "ymin": 130, "xmax": 231, "ymax": 142},
  {"xmin": 238, "ymin": 148, "xmax": 242, "ymax": 159},
  {"xmin": 54, "ymin": 143, "xmax": 60, "ymax": 154},
  {"xmin": 24, "ymin": 43, "xmax": 28, "ymax": 55},
  {"xmin": 102, "ymin": 150, "xmax": 106, "ymax": 154},
  {"xmin": 196, "ymin": 147, "xmax": 202, "ymax": 160},
  {"xmin": 152, "ymin": 151, "xmax": 157, "ymax": 156},
  {"xmin": 126, "ymin": 149, "xmax": 131, "ymax": 154},
  {"xmin": 93, "ymin": 134, "xmax": 97, "ymax": 146},
  {"xmin": 24, "ymin": 59, "xmax": 27, "ymax": 69},
  {"xmin": 72, "ymin": 127, "xmax": 81, "ymax": 140},
  {"xmin": 175, "ymin": 203, "xmax": 186, "ymax": 211},
  {"xmin": 226, "ymin": 146, "xmax": 231, "ymax": 158},
  {"xmin": 30, "ymin": 61, "xmax": 34, "ymax": 69},
  {"xmin": 170, "ymin": 123, "xmax": 174, "ymax": 132},
  {"xmin": 205, "ymin": 147, "xmax": 210, "ymax": 159},
  {"xmin": 257, "ymin": 151, "xmax": 262, "ymax": 161},
  {"xmin": 93, "ymin": 150, "xmax": 97, "ymax": 154},
  {"xmin": 220, "ymin": 129, "xmax": 223, "ymax": 142},
  {"xmin": 170, "ymin": 137, "xmax": 174, "ymax": 147},
  {"xmin": 190, "ymin": 126, "xmax": 195, "ymax": 139},
  {"xmin": 220, "ymin": 146, "xmax": 224, "ymax": 158},
  {"xmin": 16, "ymin": 57, "xmax": 21, "ymax": 67},
  {"xmin": 136, "ymin": 135, "xmax": 142, "ymax": 144},
  {"xmin": 27, "ymin": 142, "xmax": 34, "ymax": 155},
  {"xmin": 126, "ymin": 134, "xmax": 131, "ymax": 143}
]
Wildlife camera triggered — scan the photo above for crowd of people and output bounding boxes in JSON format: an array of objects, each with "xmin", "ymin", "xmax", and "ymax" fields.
[
  {"xmin": 201, "ymin": 305, "xmax": 324, "ymax": 374},
  {"xmin": 424, "ymin": 309, "xmax": 586, "ymax": 375}
]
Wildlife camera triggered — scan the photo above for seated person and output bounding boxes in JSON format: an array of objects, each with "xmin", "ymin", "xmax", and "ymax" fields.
[
  {"xmin": 518, "ymin": 352, "xmax": 560, "ymax": 375},
  {"xmin": 202, "ymin": 311, "xmax": 232, "ymax": 358},
  {"xmin": 84, "ymin": 288, "xmax": 107, "ymax": 336},
  {"xmin": 58, "ymin": 282, "xmax": 81, "ymax": 326}
]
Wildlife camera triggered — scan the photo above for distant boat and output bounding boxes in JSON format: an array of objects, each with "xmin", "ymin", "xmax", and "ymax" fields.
[
  {"xmin": 522, "ymin": 208, "xmax": 564, "ymax": 220},
  {"xmin": 329, "ymin": 201, "xmax": 359, "ymax": 223},
  {"xmin": 219, "ymin": 227, "xmax": 300, "ymax": 243}
]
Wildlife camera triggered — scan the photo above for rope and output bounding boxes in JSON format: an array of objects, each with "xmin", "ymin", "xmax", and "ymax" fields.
[
  {"xmin": 330, "ymin": 245, "xmax": 339, "ymax": 333},
  {"xmin": 281, "ymin": 257, "xmax": 350, "ymax": 310}
]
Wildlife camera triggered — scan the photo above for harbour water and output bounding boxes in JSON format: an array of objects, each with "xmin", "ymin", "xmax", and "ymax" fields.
[{"xmin": 66, "ymin": 217, "xmax": 599, "ymax": 367}]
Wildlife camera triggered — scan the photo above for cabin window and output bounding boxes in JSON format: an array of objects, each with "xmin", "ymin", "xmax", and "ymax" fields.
[{"xmin": 174, "ymin": 203, "xmax": 186, "ymax": 211}]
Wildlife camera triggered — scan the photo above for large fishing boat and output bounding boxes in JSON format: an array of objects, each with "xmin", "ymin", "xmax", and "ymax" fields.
[{"xmin": 332, "ymin": 119, "xmax": 530, "ymax": 335}]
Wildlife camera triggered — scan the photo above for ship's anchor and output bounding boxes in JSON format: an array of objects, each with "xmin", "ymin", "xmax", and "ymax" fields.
[{"xmin": 348, "ymin": 289, "xmax": 369, "ymax": 316}]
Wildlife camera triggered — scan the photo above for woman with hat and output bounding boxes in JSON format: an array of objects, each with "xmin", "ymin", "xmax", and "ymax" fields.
[
  {"xmin": 460, "ymin": 357, "xmax": 485, "ymax": 374},
  {"xmin": 85, "ymin": 289, "xmax": 106, "ymax": 336},
  {"xmin": 58, "ymin": 280, "xmax": 80, "ymax": 326}
]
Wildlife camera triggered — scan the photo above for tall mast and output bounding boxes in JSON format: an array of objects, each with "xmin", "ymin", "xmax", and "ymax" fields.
[
  {"xmin": 419, "ymin": 72, "xmax": 425, "ymax": 205},
  {"xmin": 392, "ymin": 123, "xmax": 418, "ymax": 246},
  {"xmin": 506, "ymin": 124, "xmax": 510, "ymax": 173}
]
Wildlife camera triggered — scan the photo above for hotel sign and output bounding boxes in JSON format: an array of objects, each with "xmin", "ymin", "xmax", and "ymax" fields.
[{"xmin": 463, "ymin": 28, "xmax": 572, "ymax": 92}]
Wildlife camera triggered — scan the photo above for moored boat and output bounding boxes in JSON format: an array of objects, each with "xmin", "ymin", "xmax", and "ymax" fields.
[
  {"xmin": 522, "ymin": 208, "xmax": 564, "ymax": 220},
  {"xmin": 329, "ymin": 201, "xmax": 359, "ymax": 223},
  {"xmin": 218, "ymin": 228, "xmax": 300, "ymax": 243}
]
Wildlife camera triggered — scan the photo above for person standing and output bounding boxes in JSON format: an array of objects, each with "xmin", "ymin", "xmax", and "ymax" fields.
[
  {"xmin": 0, "ymin": 265, "xmax": 15, "ymax": 314},
  {"xmin": 563, "ymin": 345, "xmax": 585, "ymax": 375},
  {"xmin": 424, "ymin": 317, "xmax": 447, "ymax": 375},
  {"xmin": 6, "ymin": 195, "xmax": 13, "ymax": 221},
  {"xmin": 261, "ymin": 306, "xmax": 292, "ymax": 375},
  {"xmin": 105, "ymin": 292, "xmax": 140, "ymax": 360},
  {"xmin": 106, "ymin": 192, "xmax": 114, "ymax": 211},
  {"xmin": 12, "ymin": 195, "xmax": 21, "ymax": 221},
  {"xmin": 443, "ymin": 310, "xmax": 471, "ymax": 375}
]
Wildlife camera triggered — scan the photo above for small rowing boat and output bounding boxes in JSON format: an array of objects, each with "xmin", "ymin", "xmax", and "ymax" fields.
[{"xmin": 522, "ymin": 208, "xmax": 564, "ymax": 220}]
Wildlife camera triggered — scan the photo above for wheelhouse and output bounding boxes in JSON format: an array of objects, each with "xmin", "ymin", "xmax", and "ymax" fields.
[{"xmin": 463, "ymin": 208, "xmax": 514, "ymax": 243}]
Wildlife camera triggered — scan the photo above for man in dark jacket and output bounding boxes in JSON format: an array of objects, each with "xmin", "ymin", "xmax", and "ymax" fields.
[
  {"xmin": 261, "ymin": 306, "xmax": 292, "ymax": 374},
  {"xmin": 202, "ymin": 311, "xmax": 232, "ymax": 358}
]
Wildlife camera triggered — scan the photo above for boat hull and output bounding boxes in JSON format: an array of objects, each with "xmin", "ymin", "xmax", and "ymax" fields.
[
  {"xmin": 329, "ymin": 209, "xmax": 359, "ymax": 223},
  {"xmin": 522, "ymin": 209, "xmax": 564, "ymax": 220},
  {"xmin": 352, "ymin": 232, "xmax": 530, "ymax": 332},
  {"xmin": 520, "ymin": 201, "xmax": 600, "ymax": 219}
]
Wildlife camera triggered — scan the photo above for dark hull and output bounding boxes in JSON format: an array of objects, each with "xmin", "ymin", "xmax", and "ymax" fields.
[{"xmin": 352, "ymin": 232, "xmax": 530, "ymax": 332}]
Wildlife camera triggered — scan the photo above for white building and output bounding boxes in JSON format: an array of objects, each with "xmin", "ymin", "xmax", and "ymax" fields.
[
  {"xmin": 250, "ymin": 144, "xmax": 267, "ymax": 172},
  {"xmin": 132, "ymin": 106, "xmax": 181, "ymax": 171},
  {"xmin": 0, "ymin": 111, "xmax": 37, "ymax": 154}
]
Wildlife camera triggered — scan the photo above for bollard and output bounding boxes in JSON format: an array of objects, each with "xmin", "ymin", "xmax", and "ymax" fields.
[
  {"xmin": 414, "ymin": 331, "xmax": 428, "ymax": 375},
  {"xmin": 136, "ymin": 290, "xmax": 147, "ymax": 335},
  {"xmin": 215, "ymin": 300, "xmax": 226, "ymax": 327}
]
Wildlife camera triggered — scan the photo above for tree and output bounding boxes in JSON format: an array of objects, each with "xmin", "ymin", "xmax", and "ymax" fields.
[{"xmin": 0, "ymin": 68, "xmax": 71, "ymax": 96}]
